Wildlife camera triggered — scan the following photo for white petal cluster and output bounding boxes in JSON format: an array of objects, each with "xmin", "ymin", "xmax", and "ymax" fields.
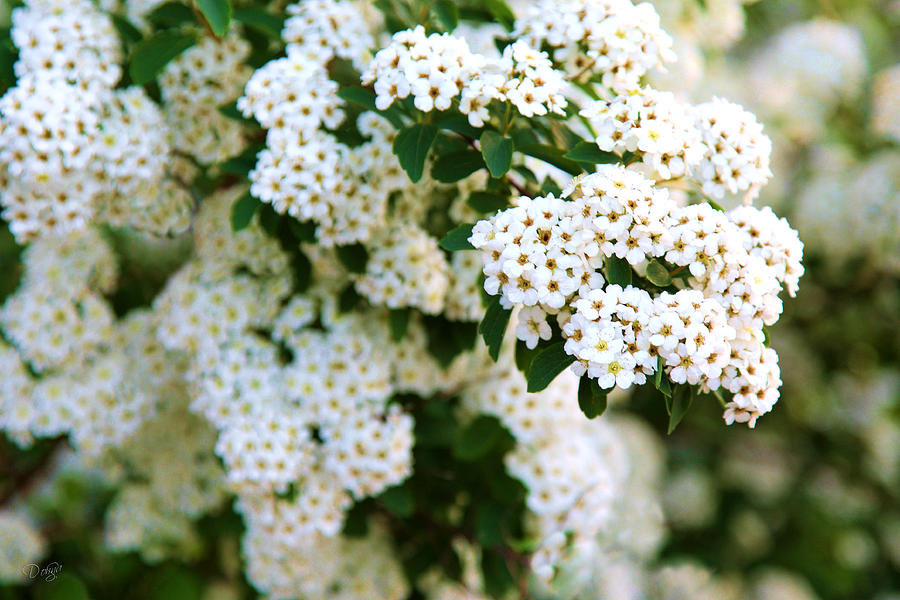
[
  {"xmin": 363, "ymin": 28, "xmax": 566, "ymax": 125},
  {"xmin": 871, "ymin": 64, "xmax": 900, "ymax": 144},
  {"xmin": 513, "ymin": 0, "xmax": 676, "ymax": 91},
  {"xmin": 0, "ymin": 228, "xmax": 116, "ymax": 371},
  {"xmin": 239, "ymin": 515, "xmax": 408, "ymax": 600},
  {"xmin": 581, "ymin": 87, "xmax": 705, "ymax": 179},
  {"xmin": 11, "ymin": 0, "xmax": 122, "ymax": 89},
  {"xmin": 160, "ymin": 32, "xmax": 252, "ymax": 164},
  {"xmin": 0, "ymin": 510, "xmax": 46, "ymax": 583},
  {"xmin": 470, "ymin": 165, "xmax": 803, "ymax": 425},
  {"xmin": 105, "ymin": 397, "xmax": 228, "ymax": 562},
  {"xmin": 692, "ymin": 98, "xmax": 773, "ymax": 202},
  {"xmin": 0, "ymin": 0, "xmax": 193, "ymax": 241},
  {"xmin": 355, "ymin": 224, "xmax": 450, "ymax": 314},
  {"xmin": 282, "ymin": 0, "xmax": 374, "ymax": 71},
  {"xmin": 463, "ymin": 360, "xmax": 662, "ymax": 583}
]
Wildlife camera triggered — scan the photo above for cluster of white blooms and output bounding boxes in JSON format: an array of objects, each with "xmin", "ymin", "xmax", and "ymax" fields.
[
  {"xmin": 363, "ymin": 28, "xmax": 566, "ymax": 126},
  {"xmin": 10, "ymin": 0, "xmax": 121, "ymax": 89},
  {"xmin": 792, "ymin": 147, "xmax": 900, "ymax": 268},
  {"xmin": 105, "ymin": 397, "xmax": 228, "ymax": 562},
  {"xmin": 871, "ymin": 64, "xmax": 900, "ymax": 144},
  {"xmin": 581, "ymin": 87, "xmax": 705, "ymax": 180},
  {"xmin": 240, "ymin": 514, "xmax": 408, "ymax": 600},
  {"xmin": 355, "ymin": 224, "xmax": 450, "ymax": 314},
  {"xmin": 444, "ymin": 251, "xmax": 487, "ymax": 322},
  {"xmin": 0, "ymin": 228, "xmax": 117, "ymax": 372},
  {"xmin": 160, "ymin": 32, "xmax": 252, "ymax": 164},
  {"xmin": 693, "ymin": 98, "xmax": 773, "ymax": 202},
  {"xmin": 282, "ymin": 0, "xmax": 373, "ymax": 70},
  {"xmin": 0, "ymin": 0, "xmax": 195, "ymax": 241},
  {"xmin": 463, "ymin": 358, "xmax": 665, "ymax": 585},
  {"xmin": 746, "ymin": 20, "xmax": 866, "ymax": 141},
  {"xmin": 470, "ymin": 165, "xmax": 803, "ymax": 425},
  {"xmin": 0, "ymin": 510, "xmax": 46, "ymax": 583},
  {"xmin": 512, "ymin": 0, "xmax": 676, "ymax": 90}
]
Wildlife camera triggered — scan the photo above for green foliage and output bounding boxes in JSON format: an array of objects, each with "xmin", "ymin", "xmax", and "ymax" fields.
[
  {"xmin": 480, "ymin": 131, "xmax": 514, "ymax": 178},
  {"xmin": 453, "ymin": 415, "xmax": 504, "ymax": 461},
  {"xmin": 389, "ymin": 308, "xmax": 411, "ymax": 342},
  {"xmin": 432, "ymin": 0, "xmax": 459, "ymax": 32},
  {"xmin": 484, "ymin": 0, "xmax": 516, "ymax": 31},
  {"xmin": 517, "ymin": 143, "xmax": 583, "ymax": 175},
  {"xmin": 432, "ymin": 149, "xmax": 486, "ymax": 183},
  {"xmin": 128, "ymin": 30, "xmax": 197, "ymax": 85},
  {"xmin": 666, "ymin": 384, "xmax": 694, "ymax": 434},
  {"xmin": 526, "ymin": 342, "xmax": 575, "ymax": 393},
  {"xmin": 195, "ymin": 0, "xmax": 232, "ymax": 36},
  {"xmin": 334, "ymin": 243, "xmax": 368, "ymax": 274},
  {"xmin": 577, "ymin": 376, "xmax": 608, "ymax": 419},
  {"xmin": 393, "ymin": 123, "xmax": 438, "ymax": 183},
  {"xmin": 229, "ymin": 192, "xmax": 259, "ymax": 232},
  {"xmin": 563, "ymin": 141, "xmax": 619, "ymax": 164},
  {"xmin": 645, "ymin": 259, "xmax": 672, "ymax": 287},
  {"xmin": 605, "ymin": 255, "xmax": 633, "ymax": 286},
  {"xmin": 479, "ymin": 295, "xmax": 512, "ymax": 361},
  {"xmin": 232, "ymin": 7, "xmax": 285, "ymax": 38},
  {"xmin": 438, "ymin": 223, "xmax": 475, "ymax": 251},
  {"xmin": 467, "ymin": 191, "xmax": 509, "ymax": 214}
]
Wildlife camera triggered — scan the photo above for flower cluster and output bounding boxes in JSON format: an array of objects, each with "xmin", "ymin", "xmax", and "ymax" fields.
[
  {"xmin": 513, "ymin": 0, "xmax": 676, "ymax": 90},
  {"xmin": 0, "ymin": 0, "xmax": 194, "ymax": 242},
  {"xmin": 581, "ymin": 87, "xmax": 705, "ymax": 180},
  {"xmin": 470, "ymin": 165, "xmax": 803, "ymax": 426},
  {"xmin": 363, "ymin": 28, "xmax": 566, "ymax": 125}
]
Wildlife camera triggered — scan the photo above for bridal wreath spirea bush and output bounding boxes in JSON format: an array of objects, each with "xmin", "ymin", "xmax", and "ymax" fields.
[{"xmin": 0, "ymin": 0, "xmax": 805, "ymax": 597}]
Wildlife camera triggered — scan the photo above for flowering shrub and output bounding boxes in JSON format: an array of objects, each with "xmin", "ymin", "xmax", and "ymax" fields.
[{"xmin": 2, "ymin": 0, "xmax": 895, "ymax": 599}]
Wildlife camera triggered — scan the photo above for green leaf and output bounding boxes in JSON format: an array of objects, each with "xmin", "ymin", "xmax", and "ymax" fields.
[
  {"xmin": 475, "ymin": 502, "xmax": 505, "ymax": 547},
  {"xmin": 335, "ymin": 243, "xmax": 368, "ymax": 274},
  {"xmin": 389, "ymin": 308, "xmax": 410, "ymax": 342},
  {"xmin": 527, "ymin": 342, "xmax": 576, "ymax": 393},
  {"xmin": 577, "ymin": 376, "xmax": 608, "ymax": 419},
  {"xmin": 518, "ymin": 143, "xmax": 583, "ymax": 176},
  {"xmin": 338, "ymin": 284, "xmax": 361, "ymax": 312},
  {"xmin": 287, "ymin": 219, "xmax": 316, "ymax": 243},
  {"xmin": 257, "ymin": 203, "xmax": 279, "ymax": 235},
  {"xmin": 467, "ymin": 191, "xmax": 509, "ymax": 213},
  {"xmin": 654, "ymin": 355, "xmax": 673, "ymax": 397},
  {"xmin": 539, "ymin": 175, "xmax": 562, "ymax": 197},
  {"xmin": 196, "ymin": 0, "xmax": 232, "ymax": 36},
  {"xmin": 439, "ymin": 223, "xmax": 475, "ymax": 251},
  {"xmin": 34, "ymin": 573, "xmax": 90, "ymax": 600},
  {"xmin": 128, "ymin": 30, "xmax": 197, "ymax": 85},
  {"xmin": 292, "ymin": 249, "xmax": 312, "ymax": 293},
  {"xmin": 336, "ymin": 87, "xmax": 404, "ymax": 128},
  {"xmin": 479, "ymin": 295, "xmax": 512, "ymax": 361},
  {"xmin": 433, "ymin": 0, "xmax": 459, "ymax": 31},
  {"xmin": 514, "ymin": 339, "xmax": 539, "ymax": 374},
  {"xmin": 707, "ymin": 199, "xmax": 726, "ymax": 212},
  {"xmin": 146, "ymin": 2, "xmax": 195, "ymax": 28},
  {"xmin": 431, "ymin": 149, "xmax": 486, "ymax": 183},
  {"xmin": 435, "ymin": 113, "xmax": 481, "ymax": 138},
  {"xmin": 232, "ymin": 7, "xmax": 285, "ymax": 37},
  {"xmin": 645, "ymin": 259, "xmax": 672, "ymax": 287},
  {"xmin": 667, "ymin": 384, "xmax": 694, "ymax": 434},
  {"xmin": 393, "ymin": 124, "xmax": 438, "ymax": 183},
  {"xmin": 485, "ymin": 0, "xmax": 516, "ymax": 30},
  {"xmin": 453, "ymin": 415, "xmax": 502, "ymax": 461},
  {"xmin": 564, "ymin": 141, "xmax": 619, "ymax": 164},
  {"xmin": 480, "ymin": 131, "xmax": 514, "ymax": 178},
  {"xmin": 605, "ymin": 255, "xmax": 632, "ymax": 286},
  {"xmin": 111, "ymin": 14, "xmax": 142, "ymax": 45},
  {"xmin": 481, "ymin": 549, "xmax": 516, "ymax": 598},
  {"xmin": 378, "ymin": 484, "xmax": 414, "ymax": 517},
  {"xmin": 230, "ymin": 192, "xmax": 259, "ymax": 232}
]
